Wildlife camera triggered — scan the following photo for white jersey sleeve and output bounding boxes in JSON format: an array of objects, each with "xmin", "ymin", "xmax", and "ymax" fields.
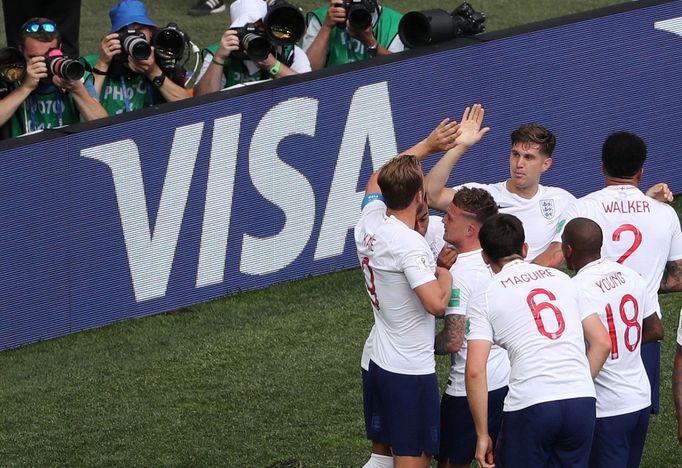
[{"xmin": 677, "ymin": 308, "xmax": 682, "ymax": 346}]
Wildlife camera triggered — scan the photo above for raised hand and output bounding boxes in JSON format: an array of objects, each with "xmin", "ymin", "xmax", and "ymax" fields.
[
  {"xmin": 455, "ymin": 103, "xmax": 491, "ymax": 148},
  {"xmin": 425, "ymin": 118, "xmax": 460, "ymax": 153}
]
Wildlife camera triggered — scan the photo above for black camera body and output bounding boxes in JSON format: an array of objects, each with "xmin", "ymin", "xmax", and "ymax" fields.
[
  {"xmin": 118, "ymin": 28, "xmax": 152, "ymax": 61},
  {"xmin": 451, "ymin": 2, "xmax": 485, "ymax": 37},
  {"xmin": 233, "ymin": 23, "xmax": 272, "ymax": 62},
  {"xmin": 45, "ymin": 48, "xmax": 85, "ymax": 81},
  {"xmin": 338, "ymin": 0, "xmax": 377, "ymax": 31}
]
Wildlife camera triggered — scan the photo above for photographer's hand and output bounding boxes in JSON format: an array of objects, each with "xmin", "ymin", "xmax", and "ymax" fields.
[
  {"xmin": 216, "ymin": 30, "xmax": 240, "ymax": 61},
  {"xmin": 98, "ymin": 33, "xmax": 121, "ymax": 67},
  {"xmin": 22, "ymin": 56, "xmax": 47, "ymax": 91},
  {"xmin": 325, "ymin": 1, "xmax": 346, "ymax": 28}
]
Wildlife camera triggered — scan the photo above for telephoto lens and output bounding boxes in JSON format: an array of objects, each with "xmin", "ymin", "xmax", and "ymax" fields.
[
  {"xmin": 45, "ymin": 48, "xmax": 85, "ymax": 81},
  {"xmin": 119, "ymin": 29, "xmax": 152, "ymax": 60}
]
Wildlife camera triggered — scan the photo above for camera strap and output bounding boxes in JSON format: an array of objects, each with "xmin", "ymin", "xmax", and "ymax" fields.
[{"xmin": 120, "ymin": 76, "xmax": 132, "ymax": 113}]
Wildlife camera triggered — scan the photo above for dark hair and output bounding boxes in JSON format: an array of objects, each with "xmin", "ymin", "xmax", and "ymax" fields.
[
  {"xmin": 479, "ymin": 214, "xmax": 525, "ymax": 262},
  {"xmin": 378, "ymin": 154, "xmax": 423, "ymax": 210},
  {"xmin": 20, "ymin": 17, "xmax": 61, "ymax": 47},
  {"xmin": 601, "ymin": 131, "xmax": 647, "ymax": 178},
  {"xmin": 511, "ymin": 123, "xmax": 556, "ymax": 157},
  {"xmin": 562, "ymin": 217, "xmax": 603, "ymax": 256},
  {"xmin": 452, "ymin": 187, "xmax": 498, "ymax": 225}
]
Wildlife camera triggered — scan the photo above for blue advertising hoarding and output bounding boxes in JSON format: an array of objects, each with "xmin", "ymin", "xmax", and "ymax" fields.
[{"xmin": 1, "ymin": 0, "xmax": 682, "ymax": 350}]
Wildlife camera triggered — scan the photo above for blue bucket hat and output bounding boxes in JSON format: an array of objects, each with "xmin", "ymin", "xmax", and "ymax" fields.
[{"xmin": 110, "ymin": 0, "xmax": 156, "ymax": 32}]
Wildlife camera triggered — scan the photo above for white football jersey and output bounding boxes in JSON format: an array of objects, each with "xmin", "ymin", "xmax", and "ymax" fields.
[
  {"xmin": 355, "ymin": 200, "xmax": 439, "ymax": 375},
  {"xmin": 573, "ymin": 258, "xmax": 656, "ymax": 417},
  {"xmin": 555, "ymin": 185, "xmax": 682, "ymax": 314},
  {"xmin": 444, "ymin": 249, "xmax": 510, "ymax": 397},
  {"xmin": 360, "ymin": 210, "xmax": 444, "ymax": 371},
  {"xmin": 455, "ymin": 182, "xmax": 575, "ymax": 261},
  {"xmin": 467, "ymin": 260, "xmax": 595, "ymax": 411}
]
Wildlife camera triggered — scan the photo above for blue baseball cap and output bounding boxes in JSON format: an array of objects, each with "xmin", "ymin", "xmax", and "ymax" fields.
[{"xmin": 110, "ymin": 0, "xmax": 156, "ymax": 32}]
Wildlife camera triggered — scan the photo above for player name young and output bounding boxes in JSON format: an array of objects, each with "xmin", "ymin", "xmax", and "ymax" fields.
[
  {"xmin": 500, "ymin": 268, "xmax": 556, "ymax": 288},
  {"xmin": 601, "ymin": 200, "xmax": 651, "ymax": 214},
  {"xmin": 594, "ymin": 271, "xmax": 626, "ymax": 293}
]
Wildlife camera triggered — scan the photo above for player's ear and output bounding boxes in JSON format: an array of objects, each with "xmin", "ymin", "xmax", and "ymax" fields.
[
  {"xmin": 541, "ymin": 156, "xmax": 552, "ymax": 173},
  {"xmin": 635, "ymin": 167, "xmax": 644, "ymax": 183},
  {"xmin": 521, "ymin": 243, "xmax": 529, "ymax": 259}
]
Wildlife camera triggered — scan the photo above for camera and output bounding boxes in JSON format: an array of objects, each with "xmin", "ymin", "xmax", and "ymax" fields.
[
  {"xmin": 233, "ymin": 23, "xmax": 272, "ymax": 62},
  {"xmin": 398, "ymin": 2, "xmax": 486, "ymax": 49},
  {"xmin": 45, "ymin": 48, "xmax": 85, "ymax": 81},
  {"xmin": 337, "ymin": 0, "xmax": 377, "ymax": 31},
  {"xmin": 153, "ymin": 23, "xmax": 187, "ymax": 61},
  {"xmin": 0, "ymin": 47, "xmax": 26, "ymax": 83},
  {"xmin": 231, "ymin": 1, "xmax": 305, "ymax": 62},
  {"xmin": 263, "ymin": 0, "xmax": 305, "ymax": 46},
  {"xmin": 118, "ymin": 28, "xmax": 152, "ymax": 61}
]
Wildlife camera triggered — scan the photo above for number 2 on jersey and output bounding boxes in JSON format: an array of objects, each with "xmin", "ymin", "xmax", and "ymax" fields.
[
  {"xmin": 612, "ymin": 224, "xmax": 642, "ymax": 264},
  {"xmin": 361, "ymin": 257, "xmax": 380, "ymax": 310},
  {"xmin": 526, "ymin": 288, "xmax": 565, "ymax": 340},
  {"xmin": 604, "ymin": 294, "xmax": 641, "ymax": 359}
]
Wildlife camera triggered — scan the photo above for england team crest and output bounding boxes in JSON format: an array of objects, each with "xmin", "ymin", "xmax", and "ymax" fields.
[{"xmin": 540, "ymin": 199, "xmax": 555, "ymax": 219}]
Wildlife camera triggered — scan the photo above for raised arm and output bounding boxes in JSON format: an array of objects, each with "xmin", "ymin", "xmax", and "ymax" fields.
[
  {"xmin": 0, "ymin": 56, "xmax": 45, "ymax": 127},
  {"xmin": 194, "ymin": 30, "xmax": 239, "ymax": 97},
  {"xmin": 424, "ymin": 103, "xmax": 490, "ymax": 212},
  {"xmin": 399, "ymin": 117, "xmax": 458, "ymax": 161},
  {"xmin": 304, "ymin": 1, "xmax": 345, "ymax": 70}
]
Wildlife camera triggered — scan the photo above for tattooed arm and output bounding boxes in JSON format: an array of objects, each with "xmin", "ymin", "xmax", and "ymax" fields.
[
  {"xmin": 435, "ymin": 314, "xmax": 467, "ymax": 355},
  {"xmin": 674, "ymin": 344, "xmax": 682, "ymax": 445},
  {"xmin": 660, "ymin": 260, "xmax": 682, "ymax": 293}
]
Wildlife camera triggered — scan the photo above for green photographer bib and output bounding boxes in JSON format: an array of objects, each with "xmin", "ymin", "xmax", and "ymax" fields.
[
  {"xmin": 203, "ymin": 43, "xmax": 296, "ymax": 89},
  {"xmin": 10, "ymin": 86, "xmax": 80, "ymax": 137},
  {"xmin": 84, "ymin": 54, "xmax": 164, "ymax": 116},
  {"xmin": 308, "ymin": 5, "xmax": 402, "ymax": 67}
]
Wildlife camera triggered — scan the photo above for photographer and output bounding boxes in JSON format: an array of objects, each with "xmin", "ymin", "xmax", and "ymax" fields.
[
  {"xmin": 193, "ymin": 0, "xmax": 310, "ymax": 97},
  {"xmin": 0, "ymin": 18, "xmax": 106, "ymax": 137},
  {"xmin": 303, "ymin": 0, "xmax": 403, "ymax": 70},
  {"xmin": 85, "ymin": 0, "xmax": 189, "ymax": 116}
]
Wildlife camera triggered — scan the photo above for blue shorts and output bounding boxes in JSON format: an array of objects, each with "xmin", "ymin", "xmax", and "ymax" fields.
[
  {"xmin": 365, "ymin": 360, "xmax": 440, "ymax": 456},
  {"xmin": 438, "ymin": 386, "xmax": 508, "ymax": 465},
  {"xmin": 589, "ymin": 406, "xmax": 650, "ymax": 468},
  {"xmin": 641, "ymin": 342, "xmax": 660, "ymax": 414},
  {"xmin": 496, "ymin": 397, "xmax": 596, "ymax": 468}
]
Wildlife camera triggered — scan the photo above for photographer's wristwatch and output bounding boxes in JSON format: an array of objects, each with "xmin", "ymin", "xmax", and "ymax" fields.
[
  {"xmin": 366, "ymin": 42, "xmax": 378, "ymax": 58},
  {"xmin": 151, "ymin": 73, "xmax": 166, "ymax": 88}
]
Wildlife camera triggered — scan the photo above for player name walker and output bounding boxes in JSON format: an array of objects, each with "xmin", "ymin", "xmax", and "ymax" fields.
[{"xmin": 601, "ymin": 200, "xmax": 651, "ymax": 214}]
